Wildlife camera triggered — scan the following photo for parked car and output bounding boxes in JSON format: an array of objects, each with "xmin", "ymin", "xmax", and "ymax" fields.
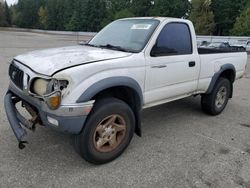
[
  {"xmin": 230, "ymin": 42, "xmax": 247, "ymax": 52},
  {"xmin": 4, "ymin": 17, "xmax": 248, "ymax": 164},
  {"xmin": 246, "ymin": 41, "xmax": 250, "ymax": 54},
  {"xmin": 198, "ymin": 40, "xmax": 211, "ymax": 48},
  {"xmin": 206, "ymin": 42, "xmax": 231, "ymax": 49}
]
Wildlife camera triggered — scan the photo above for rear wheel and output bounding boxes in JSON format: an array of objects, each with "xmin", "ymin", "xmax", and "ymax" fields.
[
  {"xmin": 75, "ymin": 98, "xmax": 135, "ymax": 164},
  {"xmin": 201, "ymin": 78, "xmax": 231, "ymax": 115}
]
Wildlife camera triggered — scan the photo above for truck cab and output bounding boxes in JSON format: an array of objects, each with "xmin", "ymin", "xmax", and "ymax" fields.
[{"xmin": 143, "ymin": 18, "xmax": 201, "ymax": 106}]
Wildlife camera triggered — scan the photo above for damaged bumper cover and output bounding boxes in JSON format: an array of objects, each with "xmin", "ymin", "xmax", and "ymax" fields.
[
  {"xmin": 4, "ymin": 86, "xmax": 94, "ymax": 149},
  {"xmin": 4, "ymin": 92, "xmax": 29, "ymax": 149}
]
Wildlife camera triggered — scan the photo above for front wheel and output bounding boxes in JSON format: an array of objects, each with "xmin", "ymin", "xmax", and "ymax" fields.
[
  {"xmin": 201, "ymin": 78, "xmax": 231, "ymax": 115},
  {"xmin": 75, "ymin": 98, "xmax": 135, "ymax": 164}
]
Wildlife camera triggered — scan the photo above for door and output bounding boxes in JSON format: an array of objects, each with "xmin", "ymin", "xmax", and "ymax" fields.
[{"xmin": 145, "ymin": 22, "xmax": 200, "ymax": 104}]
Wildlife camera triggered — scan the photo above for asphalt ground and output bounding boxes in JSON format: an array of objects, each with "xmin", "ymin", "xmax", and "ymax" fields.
[{"xmin": 0, "ymin": 30, "xmax": 250, "ymax": 188}]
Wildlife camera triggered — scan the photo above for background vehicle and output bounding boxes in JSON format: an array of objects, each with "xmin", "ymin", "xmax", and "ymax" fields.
[
  {"xmin": 246, "ymin": 41, "xmax": 250, "ymax": 54},
  {"xmin": 206, "ymin": 42, "xmax": 231, "ymax": 49},
  {"xmin": 4, "ymin": 17, "xmax": 248, "ymax": 164},
  {"xmin": 198, "ymin": 40, "xmax": 211, "ymax": 48},
  {"xmin": 230, "ymin": 41, "xmax": 247, "ymax": 51}
]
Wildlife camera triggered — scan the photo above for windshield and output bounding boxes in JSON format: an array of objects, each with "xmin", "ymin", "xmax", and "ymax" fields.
[{"xmin": 88, "ymin": 19, "xmax": 160, "ymax": 53}]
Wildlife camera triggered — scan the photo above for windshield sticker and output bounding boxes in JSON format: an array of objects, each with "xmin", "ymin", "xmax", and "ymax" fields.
[{"xmin": 131, "ymin": 24, "xmax": 152, "ymax": 30}]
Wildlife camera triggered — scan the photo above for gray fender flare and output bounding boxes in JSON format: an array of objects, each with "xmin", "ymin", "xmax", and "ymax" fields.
[
  {"xmin": 206, "ymin": 64, "xmax": 236, "ymax": 97},
  {"xmin": 76, "ymin": 76, "xmax": 144, "ymax": 136},
  {"xmin": 76, "ymin": 77, "xmax": 143, "ymax": 105}
]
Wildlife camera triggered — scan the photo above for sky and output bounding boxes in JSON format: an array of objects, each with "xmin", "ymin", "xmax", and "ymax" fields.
[{"xmin": 5, "ymin": 0, "xmax": 18, "ymax": 5}]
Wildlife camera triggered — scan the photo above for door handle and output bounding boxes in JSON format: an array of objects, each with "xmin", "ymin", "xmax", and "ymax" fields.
[
  {"xmin": 151, "ymin": 65, "xmax": 167, "ymax": 69},
  {"xmin": 189, "ymin": 61, "xmax": 196, "ymax": 67}
]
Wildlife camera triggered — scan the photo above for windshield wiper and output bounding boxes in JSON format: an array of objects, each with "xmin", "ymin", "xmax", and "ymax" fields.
[
  {"xmin": 98, "ymin": 44, "xmax": 134, "ymax": 53},
  {"xmin": 85, "ymin": 43, "xmax": 134, "ymax": 53}
]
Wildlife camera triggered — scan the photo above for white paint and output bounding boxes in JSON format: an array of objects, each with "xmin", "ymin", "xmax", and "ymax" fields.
[
  {"xmin": 15, "ymin": 45, "xmax": 132, "ymax": 76},
  {"xmin": 12, "ymin": 17, "xmax": 248, "ymax": 108}
]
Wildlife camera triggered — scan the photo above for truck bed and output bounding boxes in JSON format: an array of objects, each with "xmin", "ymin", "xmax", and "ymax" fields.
[{"xmin": 197, "ymin": 50, "xmax": 247, "ymax": 92}]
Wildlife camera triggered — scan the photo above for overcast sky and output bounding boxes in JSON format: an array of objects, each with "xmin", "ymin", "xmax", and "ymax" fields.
[{"xmin": 6, "ymin": 0, "xmax": 18, "ymax": 5}]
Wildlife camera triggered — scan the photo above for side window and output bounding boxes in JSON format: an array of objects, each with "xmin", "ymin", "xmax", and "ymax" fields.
[{"xmin": 151, "ymin": 23, "xmax": 193, "ymax": 56}]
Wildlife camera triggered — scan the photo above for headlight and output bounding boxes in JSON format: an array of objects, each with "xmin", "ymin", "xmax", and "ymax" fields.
[
  {"xmin": 32, "ymin": 78, "xmax": 50, "ymax": 96},
  {"xmin": 31, "ymin": 78, "xmax": 69, "ymax": 110},
  {"xmin": 32, "ymin": 78, "xmax": 68, "ymax": 96}
]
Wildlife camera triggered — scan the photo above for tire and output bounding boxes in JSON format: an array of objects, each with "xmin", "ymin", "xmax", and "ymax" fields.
[
  {"xmin": 75, "ymin": 98, "xmax": 135, "ymax": 164},
  {"xmin": 201, "ymin": 78, "xmax": 231, "ymax": 115}
]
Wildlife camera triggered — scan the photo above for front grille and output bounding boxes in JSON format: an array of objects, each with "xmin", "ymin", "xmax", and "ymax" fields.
[{"xmin": 9, "ymin": 64, "xmax": 24, "ymax": 90}]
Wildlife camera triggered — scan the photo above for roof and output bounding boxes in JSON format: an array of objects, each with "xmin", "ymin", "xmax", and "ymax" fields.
[{"xmin": 119, "ymin": 17, "xmax": 187, "ymax": 22}]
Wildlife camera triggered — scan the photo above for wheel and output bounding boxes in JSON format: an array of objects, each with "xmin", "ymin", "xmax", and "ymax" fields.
[
  {"xmin": 75, "ymin": 98, "xmax": 135, "ymax": 164},
  {"xmin": 201, "ymin": 78, "xmax": 231, "ymax": 115}
]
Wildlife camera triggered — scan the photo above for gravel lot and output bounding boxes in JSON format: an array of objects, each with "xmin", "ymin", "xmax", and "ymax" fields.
[{"xmin": 0, "ymin": 30, "xmax": 250, "ymax": 188}]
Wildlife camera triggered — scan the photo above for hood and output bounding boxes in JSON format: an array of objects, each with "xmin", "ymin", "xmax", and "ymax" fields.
[{"xmin": 14, "ymin": 45, "xmax": 132, "ymax": 76}]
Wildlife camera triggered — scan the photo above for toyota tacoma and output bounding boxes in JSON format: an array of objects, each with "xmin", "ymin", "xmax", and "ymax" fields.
[{"xmin": 5, "ymin": 17, "xmax": 248, "ymax": 164}]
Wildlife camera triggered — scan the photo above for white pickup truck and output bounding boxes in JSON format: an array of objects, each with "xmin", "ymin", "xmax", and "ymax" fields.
[{"xmin": 5, "ymin": 17, "xmax": 247, "ymax": 164}]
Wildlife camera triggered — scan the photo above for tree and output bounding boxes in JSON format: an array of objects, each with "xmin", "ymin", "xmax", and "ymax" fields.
[
  {"xmin": 38, "ymin": 6, "xmax": 48, "ymax": 29},
  {"xmin": 84, "ymin": 0, "xmax": 107, "ymax": 32},
  {"xmin": 106, "ymin": 0, "xmax": 131, "ymax": 15},
  {"xmin": 7, "ymin": 0, "xmax": 249, "ymax": 34},
  {"xmin": 10, "ymin": 4, "xmax": 20, "ymax": 27},
  {"xmin": 0, "ymin": 2, "xmax": 6, "ymax": 26},
  {"xmin": 0, "ymin": 1, "xmax": 12, "ymax": 27},
  {"xmin": 230, "ymin": 5, "xmax": 250, "ymax": 36},
  {"xmin": 189, "ymin": 0, "xmax": 215, "ymax": 35},
  {"xmin": 14, "ymin": 0, "xmax": 43, "ymax": 28},
  {"xmin": 46, "ymin": 0, "xmax": 65, "ymax": 30},
  {"xmin": 65, "ymin": 11, "xmax": 78, "ymax": 31},
  {"xmin": 113, "ymin": 9, "xmax": 134, "ymax": 20},
  {"xmin": 130, "ymin": 0, "xmax": 153, "ymax": 17},
  {"xmin": 4, "ymin": 1, "xmax": 11, "ymax": 25},
  {"xmin": 211, "ymin": 0, "xmax": 249, "ymax": 35},
  {"xmin": 151, "ymin": 0, "xmax": 190, "ymax": 18},
  {"xmin": 61, "ymin": 0, "xmax": 76, "ymax": 30}
]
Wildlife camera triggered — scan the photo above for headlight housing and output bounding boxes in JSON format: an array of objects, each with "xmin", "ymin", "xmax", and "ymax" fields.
[{"xmin": 31, "ymin": 78, "xmax": 68, "ymax": 110}]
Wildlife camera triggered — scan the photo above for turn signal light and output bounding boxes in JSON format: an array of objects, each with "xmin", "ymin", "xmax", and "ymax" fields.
[{"xmin": 46, "ymin": 92, "xmax": 61, "ymax": 110}]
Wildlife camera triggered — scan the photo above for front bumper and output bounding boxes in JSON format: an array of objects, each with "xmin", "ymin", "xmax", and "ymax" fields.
[
  {"xmin": 4, "ymin": 85, "xmax": 94, "ymax": 149},
  {"xmin": 4, "ymin": 92, "xmax": 28, "ymax": 149}
]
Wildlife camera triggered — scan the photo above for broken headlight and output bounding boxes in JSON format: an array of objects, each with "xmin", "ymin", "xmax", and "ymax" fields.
[{"xmin": 31, "ymin": 78, "xmax": 69, "ymax": 110}]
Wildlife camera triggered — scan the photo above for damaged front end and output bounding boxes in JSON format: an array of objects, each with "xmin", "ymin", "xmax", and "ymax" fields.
[
  {"xmin": 4, "ymin": 92, "xmax": 40, "ymax": 149},
  {"xmin": 5, "ymin": 60, "xmax": 94, "ymax": 150}
]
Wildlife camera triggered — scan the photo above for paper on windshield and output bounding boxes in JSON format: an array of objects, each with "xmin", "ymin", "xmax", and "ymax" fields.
[{"xmin": 131, "ymin": 24, "xmax": 152, "ymax": 30}]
